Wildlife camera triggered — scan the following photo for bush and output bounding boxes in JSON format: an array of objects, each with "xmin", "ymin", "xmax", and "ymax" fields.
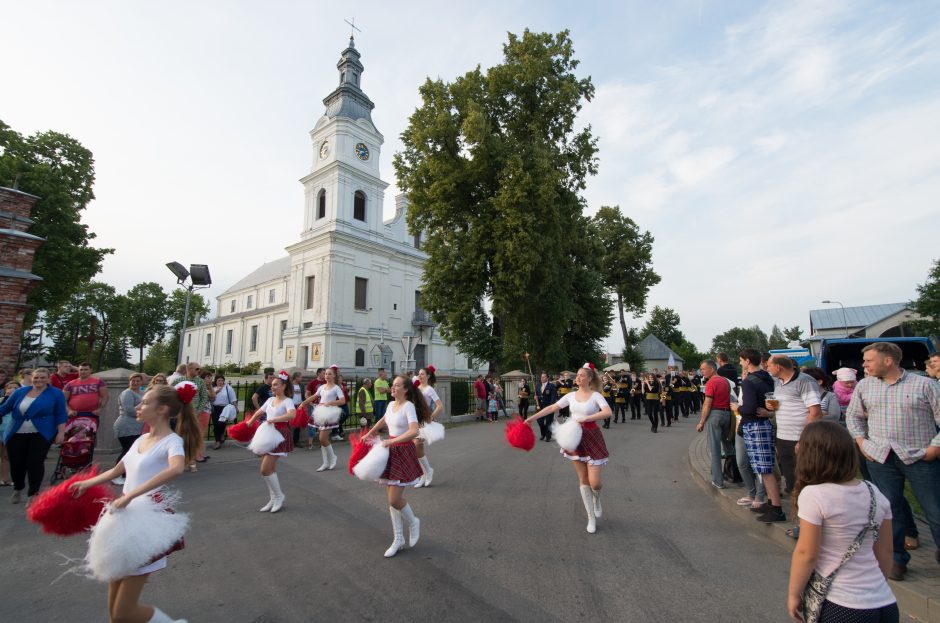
[
  {"xmin": 263, "ymin": 366, "xmax": 275, "ymax": 376},
  {"xmin": 240, "ymin": 361, "xmax": 261, "ymax": 375},
  {"xmin": 219, "ymin": 362, "xmax": 240, "ymax": 375},
  {"xmin": 450, "ymin": 378, "xmax": 470, "ymax": 416}
]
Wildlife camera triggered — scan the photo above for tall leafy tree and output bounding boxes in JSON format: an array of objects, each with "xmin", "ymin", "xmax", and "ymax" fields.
[
  {"xmin": 640, "ymin": 306, "xmax": 684, "ymax": 348},
  {"xmin": 125, "ymin": 282, "xmax": 169, "ymax": 371},
  {"xmin": 165, "ymin": 289, "xmax": 211, "ymax": 362},
  {"xmin": 592, "ymin": 206, "xmax": 659, "ymax": 347},
  {"xmin": 910, "ymin": 258, "xmax": 940, "ymax": 337},
  {"xmin": 560, "ymin": 218, "xmax": 612, "ymax": 368},
  {"xmin": 671, "ymin": 339, "xmax": 708, "ymax": 372},
  {"xmin": 768, "ymin": 325, "xmax": 787, "ymax": 349},
  {"xmin": 0, "ymin": 120, "xmax": 112, "ymax": 325},
  {"xmin": 394, "ymin": 30, "xmax": 599, "ymax": 372},
  {"xmin": 711, "ymin": 326, "xmax": 770, "ymax": 357},
  {"xmin": 783, "ymin": 325, "xmax": 804, "ymax": 343}
]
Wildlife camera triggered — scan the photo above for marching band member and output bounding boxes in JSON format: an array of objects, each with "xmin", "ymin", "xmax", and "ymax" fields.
[{"xmin": 643, "ymin": 373, "xmax": 661, "ymax": 433}]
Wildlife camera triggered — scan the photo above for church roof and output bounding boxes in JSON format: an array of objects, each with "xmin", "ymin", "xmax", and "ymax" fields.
[
  {"xmin": 637, "ymin": 334, "xmax": 684, "ymax": 362},
  {"xmin": 809, "ymin": 303, "xmax": 909, "ymax": 331},
  {"xmin": 220, "ymin": 256, "xmax": 290, "ymax": 295},
  {"xmin": 321, "ymin": 36, "xmax": 375, "ymax": 125}
]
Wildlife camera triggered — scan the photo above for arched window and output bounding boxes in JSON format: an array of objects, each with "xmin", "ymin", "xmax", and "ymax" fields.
[
  {"xmin": 317, "ymin": 189, "xmax": 326, "ymax": 219},
  {"xmin": 355, "ymin": 348, "xmax": 365, "ymax": 367},
  {"xmin": 353, "ymin": 191, "xmax": 366, "ymax": 222}
]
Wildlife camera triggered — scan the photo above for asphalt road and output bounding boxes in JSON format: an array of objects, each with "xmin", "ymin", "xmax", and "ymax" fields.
[{"xmin": 0, "ymin": 417, "xmax": 794, "ymax": 622}]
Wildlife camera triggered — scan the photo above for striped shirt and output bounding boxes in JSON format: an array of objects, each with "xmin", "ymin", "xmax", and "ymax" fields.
[{"xmin": 845, "ymin": 370, "xmax": 940, "ymax": 465}]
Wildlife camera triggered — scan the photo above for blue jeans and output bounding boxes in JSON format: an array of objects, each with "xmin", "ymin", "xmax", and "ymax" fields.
[
  {"xmin": 866, "ymin": 452, "xmax": 940, "ymax": 566},
  {"xmin": 374, "ymin": 400, "xmax": 388, "ymax": 421},
  {"xmin": 706, "ymin": 409, "xmax": 732, "ymax": 486},
  {"xmin": 735, "ymin": 432, "xmax": 766, "ymax": 502}
]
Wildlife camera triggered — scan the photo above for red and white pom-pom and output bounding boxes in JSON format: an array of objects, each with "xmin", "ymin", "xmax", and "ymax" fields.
[
  {"xmin": 248, "ymin": 421, "xmax": 285, "ymax": 455},
  {"xmin": 27, "ymin": 465, "xmax": 115, "ymax": 536},
  {"xmin": 347, "ymin": 429, "xmax": 376, "ymax": 475},
  {"xmin": 277, "ymin": 370, "xmax": 290, "ymax": 382},
  {"xmin": 289, "ymin": 409, "xmax": 309, "ymax": 429},
  {"xmin": 352, "ymin": 442, "xmax": 390, "ymax": 481},
  {"xmin": 552, "ymin": 417, "xmax": 582, "ymax": 452},
  {"xmin": 226, "ymin": 419, "xmax": 258, "ymax": 442},
  {"xmin": 504, "ymin": 415, "xmax": 535, "ymax": 452},
  {"xmin": 175, "ymin": 381, "xmax": 198, "ymax": 405},
  {"xmin": 582, "ymin": 362, "xmax": 595, "ymax": 371},
  {"xmin": 85, "ymin": 492, "xmax": 188, "ymax": 582},
  {"xmin": 418, "ymin": 421, "xmax": 445, "ymax": 445}
]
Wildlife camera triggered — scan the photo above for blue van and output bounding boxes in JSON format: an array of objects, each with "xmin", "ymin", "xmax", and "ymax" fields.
[{"xmin": 817, "ymin": 336, "xmax": 938, "ymax": 377}]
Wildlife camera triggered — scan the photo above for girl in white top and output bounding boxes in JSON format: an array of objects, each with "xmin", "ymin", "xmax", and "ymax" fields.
[
  {"xmin": 244, "ymin": 373, "xmax": 296, "ymax": 513},
  {"xmin": 300, "ymin": 367, "xmax": 346, "ymax": 472},
  {"xmin": 788, "ymin": 421, "xmax": 897, "ymax": 623},
  {"xmin": 361, "ymin": 375, "xmax": 432, "ymax": 557},
  {"xmin": 70, "ymin": 384, "xmax": 202, "ymax": 623},
  {"xmin": 526, "ymin": 363, "xmax": 613, "ymax": 534},
  {"xmin": 414, "ymin": 366, "xmax": 442, "ymax": 488}
]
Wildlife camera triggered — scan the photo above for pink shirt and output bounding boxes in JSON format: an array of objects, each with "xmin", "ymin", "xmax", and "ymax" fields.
[{"xmin": 64, "ymin": 377, "xmax": 105, "ymax": 413}]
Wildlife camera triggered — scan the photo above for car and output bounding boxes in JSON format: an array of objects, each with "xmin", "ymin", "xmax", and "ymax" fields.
[{"xmin": 817, "ymin": 336, "xmax": 938, "ymax": 377}]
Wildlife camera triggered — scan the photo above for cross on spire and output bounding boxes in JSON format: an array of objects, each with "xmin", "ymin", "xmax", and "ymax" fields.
[{"xmin": 344, "ymin": 17, "xmax": 361, "ymax": 39}]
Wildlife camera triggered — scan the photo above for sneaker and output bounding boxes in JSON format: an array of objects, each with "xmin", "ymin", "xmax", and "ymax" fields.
[
  {"xmin": 750, "ymin": 501, "xmax": 772, "ymax": 514},
  {"xmin": 330, "ymin": 434, "xmax": 342, "ymax": 441},
  {"xmin": 888, "ymin": 563, "xmax": 907, "ymax": 581},
  {"xmin": 736, "ymin": 496, "xmax": 754, "ymax": 506},
  {"xmin": 756, "ymin": 506, "xmax": 786, "ymax": 523},
  {"xmin": 10, "ymin": 490, "xmax": 21, "ymax": 504},
  {"xmin": 710, "ymin": 481, "xmax": 725, "ymax": 490}
]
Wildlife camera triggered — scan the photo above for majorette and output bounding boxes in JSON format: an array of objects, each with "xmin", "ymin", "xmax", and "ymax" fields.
[{"xmin": 244, "ymin": 371, "xmax": 296, "ymax": 513}]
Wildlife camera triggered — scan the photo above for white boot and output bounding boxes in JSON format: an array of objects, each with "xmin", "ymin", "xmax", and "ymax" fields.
[
  {"xmin": 400, "ymin": 503, "xmax": 420, "ymax": 547},
  {"xmin": 317, "ymin": 446, "xmax": 329, "ymax": 472},
  {"xmin": 148, "ymin": 606, "xmax": 187, "ymax": 623},
  {"xmin": 327, "ymin": 444, "xmax": 337, "ymax": 470},
  {"xmin": 419, "ymin": 456, "xmax": 434, "ymax": 487},
  {"xmin": 579, "ymin": 485, "xmax": 597, "ymax": 534},
  {"xmin": 384, "ymin": 507, "xmax": 405, "ymax": 557},
  {"xmin": 266, "ymin": 473, "xmax": 285, "ymax": 513},
  {"xmin": 259, "ymin": 475, "xmax": 276, "ymax": 512},
  {"xmin": 592, "ymin": 489, "xmax": 603, "ymax": 518}
]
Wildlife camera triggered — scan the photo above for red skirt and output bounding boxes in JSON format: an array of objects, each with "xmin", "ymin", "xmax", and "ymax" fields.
[
  {"xmin": 562, "ymin": 422, "xmax": 609, "ymax": 465},
  {"xmin": 269, "ymin": 422, "xmax": 294, "ymax": 455},
  {"xmin": 379, "ymin": 440, "xmax": 423, "ymax": 485}
]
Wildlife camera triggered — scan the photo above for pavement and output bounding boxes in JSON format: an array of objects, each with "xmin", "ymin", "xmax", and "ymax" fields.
[
  {"xmin": 688, "ymin": 432, "xmax": 940, "ymax": 623},
  {"xmin": 2, "ymin": 417, "xmax": 815, "ymax": 622}
]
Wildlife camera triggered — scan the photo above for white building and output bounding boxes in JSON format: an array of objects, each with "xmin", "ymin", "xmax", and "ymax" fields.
[{"xmin": 181, "ymin": 37, "xmax": 473, "ymax": 376}]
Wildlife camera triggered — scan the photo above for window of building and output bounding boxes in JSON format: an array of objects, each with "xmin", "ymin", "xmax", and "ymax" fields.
[
  {"xmin": 302, "ymin": 322, "xmax": 312, "ymax": 329},
  {"xmin": 414, "ymin": 231, "xmax": 421, "ymax": 249},
  {"xmin": 355, "ymin": 348, "xmax": 365, "ymax": 367},
  {"xmin": 317, "ymin": 189, "xmax": 326, "ymax": 219},
  {"xmin": 187, "ymin": 334, "xmax": 191, "ymax": 347},
  {"xmin": 246, "ymin": 295, "xmax": 253, "ymax": 309},
  {"xmin": 279, "ymin": 320, "xmax": 287, "ymax": 349},
  {"xmin": 230, "ymin": 300, "xmax": 236, "ymax": 313},
  {"xmin": 249, "ymin": 325, "xmax": 258, "ymax": 352},
  {"xmin": 353, "ymin": 191, "xmax": 366, "ymax": 221},
  {"xmin": 269, "ymin": 289, "xmax": 275, "ymax": 304},
  {"xmin": 305, "ymin": 276, "xmax": 315, "ymax": 309},
  {"xmin": 354, "ymin": 277, "xmax": 368, "ymax": 311},
  {"xmin": 205, "ymin": 334, "xmax": 212, "ymax": 357},
  {"xmin": 225, "ymin": 329, "xmax": 233, "ymax": 355}
]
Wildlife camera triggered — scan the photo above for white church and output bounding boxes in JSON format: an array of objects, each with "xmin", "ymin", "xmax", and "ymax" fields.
[{"xmin": 181, "ymin": 37, "xmax": 474, "ymax": 376}]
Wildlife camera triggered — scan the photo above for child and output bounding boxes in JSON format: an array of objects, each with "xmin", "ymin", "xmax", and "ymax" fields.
[
  {"xmin": 787, "ymin": 421, "xmax": 897, "ymax": 623},
  {"xmin": 487, "ymin": 393, "xmax": 499, "ymax": 422},
  {"xmin": 832, "ymin": 367, "xmax": 857, "ymax": 408}
]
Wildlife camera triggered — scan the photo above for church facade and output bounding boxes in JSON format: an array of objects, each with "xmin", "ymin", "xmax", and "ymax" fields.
[{"xmin": 180, "ymin": 38, "xmax": 473, "ymax": 376}]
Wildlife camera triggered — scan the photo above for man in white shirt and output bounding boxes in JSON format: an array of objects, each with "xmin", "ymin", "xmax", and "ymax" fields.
[{"xmin": 765, "ymin": 355, "xmax": 821, "ymax": 494}]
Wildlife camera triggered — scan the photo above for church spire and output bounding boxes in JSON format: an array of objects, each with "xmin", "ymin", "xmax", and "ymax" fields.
[{"xmin": 322, "ymin": 36, "xmax": 375, "ymax": 125}]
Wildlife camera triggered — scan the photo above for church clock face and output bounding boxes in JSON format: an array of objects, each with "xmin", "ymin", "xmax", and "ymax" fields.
[
  {"xmin": 319, "ymin": 141, "xmax": 330, "ymax": 159},
  {"xmin": 354, "ymin": 142, "xmax": 370, "ymax": 161}
]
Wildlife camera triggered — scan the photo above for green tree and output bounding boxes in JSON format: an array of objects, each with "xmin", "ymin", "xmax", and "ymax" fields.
[
  {"xmin": 560, "ymin": 218, "xmax": 612, "ymax": 368},
  {"xmin": 783, "ymin": 325, "xmax": 804, "ymax": 343},
  {"xmin": 165, "ymin": 289, "xmax": 211, "ymax": 362},
  {"xmin": 143, "ymin": 339, "xmax": 176, "ymax": 376},
  {"xmin": 591, "ymin": 206, "xmax": 659, "ymax": 347},
  {"xmin": 671, "ymin": 339, "xmax": 708, "ymax": 372},
  {"xmin": 125, "ymin": 282, "xmax": 169, "ymax": 371},
  {"xmin": 0, "ymin": 120, "xmax": 112, "ymax": 325},
  {"xmin": 393, "ymin": 29, "xmax": 599, "ymax": 372},
  {"xmin": 640, "ymin": 306, "xmax": 684, "ymax": 348},
  {"xmin": 768, "ymin": 325, "xmax": 787, "ymax": 350},
  {"xmin": 910, "ymin": 258, "xmax": 940, "ymax": 337},
  {"xmin": 711, "ymin": 326, "xmax": 770, "ymax": 357}
]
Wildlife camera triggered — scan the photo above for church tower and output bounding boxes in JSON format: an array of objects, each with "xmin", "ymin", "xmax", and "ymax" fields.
[{"xmin": 300, "ymin": 36, "xmax": 389, "ymax": 236}]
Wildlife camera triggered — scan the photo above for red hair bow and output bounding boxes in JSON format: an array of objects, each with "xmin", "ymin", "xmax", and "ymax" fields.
[
  {"xmin": 427, "ymin": 365, "xmax": 436, "ymax": 374},
  {"xmin": 277, "ymin": 370, "xmax": 290, "ymax": 381},
  {"xmin": 582, "ymin": 362, "xmax": 595, "ymax": 371},
  {"xmin": 175, "ymin": 381, "xmax": 197, "ymax": 405}
]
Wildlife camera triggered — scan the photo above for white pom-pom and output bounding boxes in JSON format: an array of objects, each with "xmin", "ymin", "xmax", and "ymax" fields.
[
  {"xmin": 313, "ymin": 405, "xmax": 342, "ymax": 426},
  {"xmin": 248, "ymin": 422, "xmax": 285, "ymax": 455},
  {"xmin": 353, "ymin": 443, "xmax": 390, "ymax": 481},
  {"xmin": 418, "ymin": 421, "xmax": 445, "ymax": 445},
  {"xmin": 85, "ymin": 493, "xmax": 188, "ymax": 582},
  {"xmin": 552, "ymin": 417, "xmax": 582, "ymax": 452}
]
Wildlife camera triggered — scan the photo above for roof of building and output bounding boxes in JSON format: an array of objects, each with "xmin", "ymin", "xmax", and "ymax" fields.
[
  {"xmin": 637, "ymin": 334, "xmax": 684, "ymax": 362},
  {"xmin": 220, "ymin": 256, "xmax": 291, "ymax": 296},
  {"xmin": 809, "ymin": 303, "xmax": 910, "ymax": 332}
]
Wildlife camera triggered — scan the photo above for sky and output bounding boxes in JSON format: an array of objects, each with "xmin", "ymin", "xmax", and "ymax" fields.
[{"xmin": 3, "ymin": 0, "xmax": 940, "ymax": 355}]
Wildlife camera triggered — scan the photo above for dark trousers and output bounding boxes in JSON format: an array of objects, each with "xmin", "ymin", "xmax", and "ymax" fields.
[
  {"xmin": 116, "ymin": 435, "xmax": 139, "ymax": 462},
  {"xmin": 776, "ymin": 437, "xmax": 798, "ymax": 494},
  {"xmin": 537, "ymin": 413, "xmax": 554, "ymax": 440},
  {"xmin": 679, "ymin": 394, "xmax": 690, "ymax": 416},
  {"xmin": 616, "ymin": 402, "xmax": 628, "ymax": 422},
  {"xmin": 335, "ymin": 405, "xmax": 349, "ymax": 436},
  {"xmin": 605, "ymin": 399, "xmax": 616, "ymax": 427},
  {"xmin": 518, "ymin": 400, "xmax": 529, "ymax": 418},
  {"xmin": 645, "ymin": 400, "xmax": 659, "ymax": 431},
  {"xmin": 6, "ymin": 433, "xmax": 52, "ymax": 496},
  {"xmin": 630, "ymin": 396, "xmax": 642, "ymax": 420},
  {"xmin": 818, "ymin": 600, "xmax": 899, "ymax": 623},
  {"xmin": 211, "ymin": 404, "xmax": 229, "ymax": 443},
  {"xmin": 691, "ymin": 392, "xmax": 701, "ymax": 412}
]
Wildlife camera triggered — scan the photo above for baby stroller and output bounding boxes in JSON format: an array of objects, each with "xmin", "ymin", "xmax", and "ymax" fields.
[{"xmin": 50, "ymin": 416, "xmax": 99, "ymax": 484}]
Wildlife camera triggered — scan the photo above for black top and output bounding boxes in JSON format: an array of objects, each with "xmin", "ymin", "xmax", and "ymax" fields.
[
  {"xmin": 253, "ymin": 382, "xmax": 272, "ymax": 406},
  {"xmin": 738, "ymin": 369, "xmax": 774, "ymax": 424}
]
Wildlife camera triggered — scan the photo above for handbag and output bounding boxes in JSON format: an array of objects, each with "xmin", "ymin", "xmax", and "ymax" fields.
[
  {"xmin": 800, "ymin": 481, "xmax": 879, "ymax": 623},
  {"xmin": 219, "ymin": 404, "xmax": 238, "ymax": 423}
]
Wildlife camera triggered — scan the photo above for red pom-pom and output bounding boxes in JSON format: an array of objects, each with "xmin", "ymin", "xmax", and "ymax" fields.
[
  {"xmin": 290, "ymin": 409, "xmax": 310, "ymax": 429},
  {"xmin": 27, "ymin": 465, "xmax": 115, "ymax": 536},
  {"xmin": 504, "ymin": 415, "xmax": 536, "ymax": 451},
  {"xmin": 175, "ymin": 381, "xmax": 198, "ymax": 405},
  {"xmin": 227, "ymin": 419, "xmax": 259, "ymax": 442},
  {"xmin": 347, "ymin": 428, "xmax": 374, "ymax": 475},
  {"xmin": 427, "ymin": 365, "xmax": 436, "ymax": 374}
]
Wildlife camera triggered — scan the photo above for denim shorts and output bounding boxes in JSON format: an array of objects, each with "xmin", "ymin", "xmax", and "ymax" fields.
[{"xmin": 742, "ymin": 419, "xmax": 775, "ymax": 474}]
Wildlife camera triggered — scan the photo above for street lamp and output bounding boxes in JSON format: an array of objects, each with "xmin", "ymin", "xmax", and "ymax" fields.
[
  {"xmin": 167, "ymin": 262, "xmax": 212, "ymax": 365},
  {"xmin": 821, "ymin": 300, "xmax": 848, "ymax": 337}
]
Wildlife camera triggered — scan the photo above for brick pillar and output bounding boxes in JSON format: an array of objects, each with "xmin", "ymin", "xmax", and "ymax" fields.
[{"xmin": 0, "ymin": 187, "xmax": 44, "ymax": 375}]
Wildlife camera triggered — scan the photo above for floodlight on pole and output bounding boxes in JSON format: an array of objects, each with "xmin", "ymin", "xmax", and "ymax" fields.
[
  {"xmin": 821, "ymin": 300, "xmax": 848, "ymax": 337},
  {"xmin": 167, "ymin": 261, "xmax": 212, "ymax": 365}
]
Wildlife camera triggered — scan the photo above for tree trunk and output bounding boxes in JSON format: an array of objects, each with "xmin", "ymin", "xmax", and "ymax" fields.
[
  {"xmin": 617, "ymin": 292, "xmax": 629, "ymax": 346},
  {"xmin": 139, "ymin": 344, "xmax": 144, "ymax": 372}
]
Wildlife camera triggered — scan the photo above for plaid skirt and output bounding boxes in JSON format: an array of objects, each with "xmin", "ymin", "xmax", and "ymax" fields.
[
  {"xmin": 561, "ymin": 423, "xmax": 609, "ymax": 466},
  {"xmin": 379, "ymin": 439, "xmax": 423, "ymax": 486},
  {"xmin": 269, "ymin": 422, "xmax": 294, "ymax": 456}
]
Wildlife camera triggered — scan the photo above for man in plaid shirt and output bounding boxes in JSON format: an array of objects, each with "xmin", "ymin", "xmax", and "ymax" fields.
[{"xmin": 846, "ymin": 342, "xmax": 940, "ymax": 581}]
